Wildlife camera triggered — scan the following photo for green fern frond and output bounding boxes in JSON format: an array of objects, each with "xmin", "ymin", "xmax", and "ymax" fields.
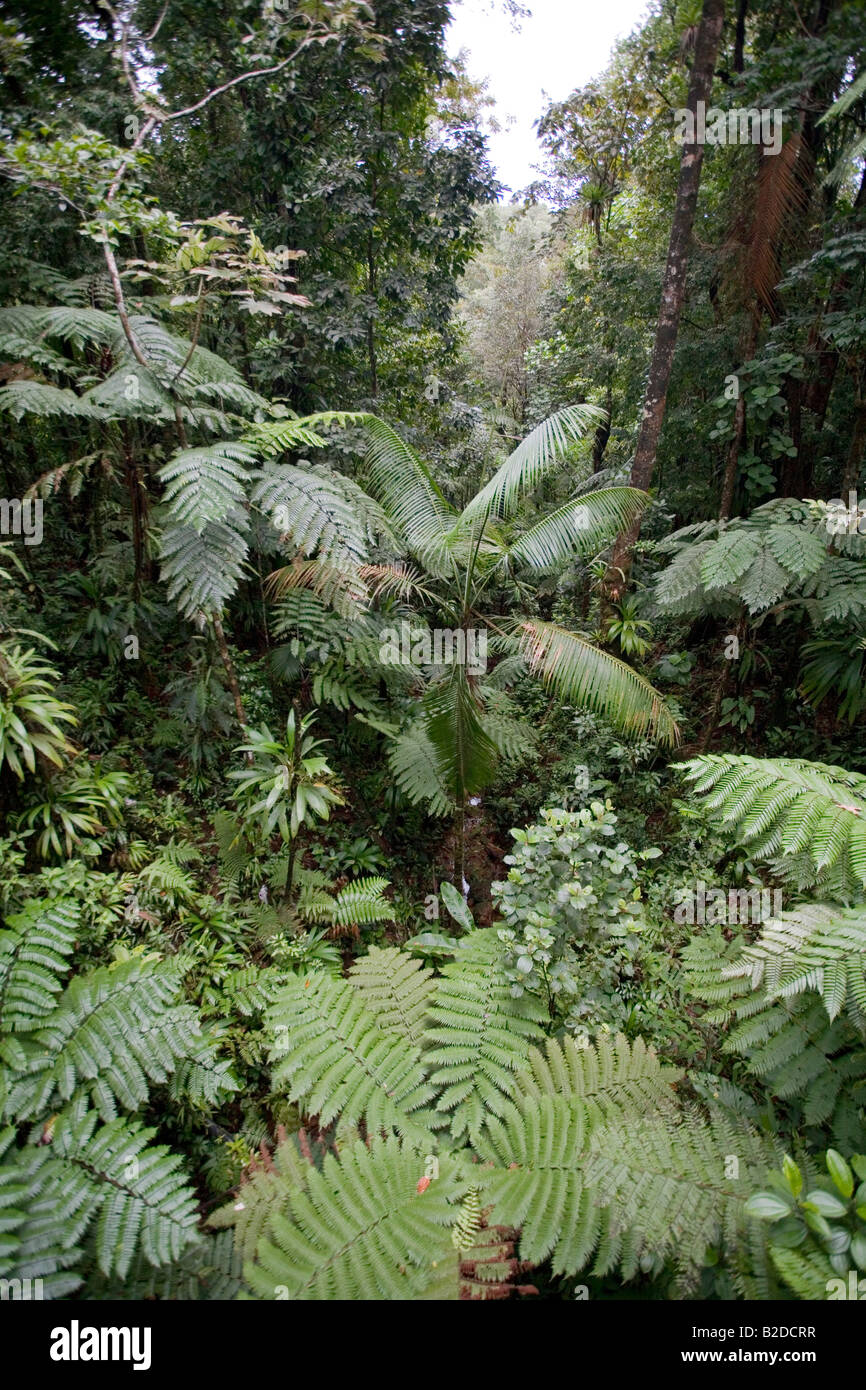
[
  {"xmin": 388, "ymin": 722, "xmax": 455, "ymax": 818},
  {"xmin": 0, "ymin": 1099, "xmax": 201, "ymax": 1291},
  {"xmin": 585, "ymin": 1107, "xmax": 778, "ymax": 1289},
  {"xmin": 239, "ymin": 1135, "xmax": 467, "ymax": 1300},
  {"xmin": 349, "ymin": 946, "xmax": 436, "ymax": 1043},
  {"xmin": 266, "ymin": 973, "xmax": 437, "ymax": 1143},
  {"xmin": 721, "ymin": 902, "xmax": 866, "ymax": 1023},
  {"xmin": 475, "ymin": 1035, "xmax": 680, "ymax": 1275},
  {"xmin": 680, "ymin": 753, "xmax": 866, "ymax": 893},
  {"xmin": 424, "ymin": 929, "xmax": 547, "ymax": 1143},
  {"xmin": 4, "ymin": 956, "xmax": 235, "ymax": 1122},
  {"xmin": 159, "ymin": 441, "xmax": 259, "ymax": 531},
  {"xmin": 0, "ymin": 898, "xmax": 78, "ymax": 1036},
  {"xmin": 159, "ymin": 516, "xmax": 249, "ymax": 618}
]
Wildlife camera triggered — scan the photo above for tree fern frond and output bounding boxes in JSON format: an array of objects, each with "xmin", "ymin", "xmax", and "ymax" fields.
[
  {"xmin": 6, "ymin": 956, "xmax": 235, "ymax": 1122},
  {"xmin": 585, "ymin": 1107, "xmax": 778, "ymax": 1290},
  {"xmin": 349, "ymin": 946, "xmax": 436, "ymax": 1043},
  {"xmin": 266, "ymin": 973, "xmax": 437, "ymax": 1143},
  {"xmin": 159, "ymin": 515, "xmax": 249, "ymax": 618},
  {"xmin": 475, "ymin": 1035, "xmax": 680, "ymax": 1275},
  {"xmin": 0, "ymin": 899, "xmax": 78, "ymax": 1036},
  {"xmin": 387, "ymin": 722, "xmax": 455, "ymax": 817},
  {"xmin": 251, "ymin": 464, "xmax": 370, "ymax": 568},
  {"xmin": 424, "ymin": 930, "xmax": 547, "ymax": 1144},
  {"xmin": 159, "ymin": 441, "xmax": 259, "ymax": 531},
  {"xmin": 679, "ymin": 753, "xmax": 866, "ymax": 892},
  {"xmin": 0, "ymin": 381, "xmax": 97, "ymax": 420},
  {"xmin": 239, "ymin": 1136, "xmax": 467, "ymax": 1300}
]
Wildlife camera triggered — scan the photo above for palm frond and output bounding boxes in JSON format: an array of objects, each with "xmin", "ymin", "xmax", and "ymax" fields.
[
  {"xmin": 506, "ymin": 487, "xmax": 648, "ymax": 570},
  {"xmin": 460, "ymin": 405, "xmax": 604, "ymax": 527},
  {"xmin": 359, "ymin": 415, "xmax": 459, "ymax": 578},
  {"xmin": 513, "ymin": 620, "xmax": 679, "ymax": 745}
]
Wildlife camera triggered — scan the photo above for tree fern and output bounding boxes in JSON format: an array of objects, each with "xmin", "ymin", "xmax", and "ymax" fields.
[
  {"xmin": 265, "ymin": 972, "xmax": 437, "ymax": 1144},
  {"xmin": 159, "ymin": 515, "xmax": 250, "ymax": 619},
  {"xmin": 721, "ymin": 902, "xmax": 866, "ymax": 1025},
  {"xmin": 348, "ymin": 945, "xmax": 436, "ymax": 1043},
  {"xmin": 680, "ymin": 753, "xmax": 866, "ymax": 896},
  {"xmin": 475, "ymin": 1034, "xmax": 680, "ymax": 1275},
  {"xmin": 423, "ymin": 929, "xmax": 547, "ymax": 1143},
  {"xmin": 585, "ymin": 1106, "xmax": 779, "ymax": 1289},
  {"xmin": 684, "ymin": 933, "xmax": 866, "ymax": 1148},
  {"xmin": 0, "ymin": 1100, "xmax": 201, "ymax": 1294},
  {"xmin": 159, "ymin": 441, "xmax": 259, "ymax": 531},
  {"xmin": 3, "ymin": 946, "xmax": 236, "ymax": 1122}
]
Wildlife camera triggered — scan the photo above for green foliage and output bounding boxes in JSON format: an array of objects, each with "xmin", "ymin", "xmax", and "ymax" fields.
[
  {"xmin": 265, "ymin": 972, "xmax": 437, "ymax": 1143},
  {"xmin": 746, "ymin": 1149, "xmax": 866, "ymax": 1296},
  {"xmin": 0, "ymin": 640, "xmax": 76, "ymax": 780},
  {"xmin": 237, "ymin": 1134, "xmax": 467, "ymax": 1301},
  {"xmin": 424, "ymin": 929, "xmax": 547, "ymax": 1143},
  {"xmin": 679, "ymin": 753, "xmax": 866, "ymax": 899},
  {"xmin": 230, "ymin": 710, "xmax": 343, "ymax": 851},
  {"xmin": 0, "ymin": 896, "xmax": 235, "ymax": 1296},
  {"xmin": 491, "ymin": 803, "xmax": 647, "ymax": 1035}
]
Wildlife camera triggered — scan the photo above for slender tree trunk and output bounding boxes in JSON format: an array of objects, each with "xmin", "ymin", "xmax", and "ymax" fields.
[
  {"xmin": 842, "ymin": 396, "xmax": 866, "ymax": 495},
  {"xmin": 603, "ymin": 0, "xmax": 725, "ymax": 610},
  {"xmin": 212, "ymin": 613, "xmax": 248, "ymax": 737},
  {"xmin": 733, "ymin": 0, "xmax": 748, "ymax": 73},
  {"xmin": 121, "ymin": 425, "xmax": 149, "ymax": 598},
  {"xmin": 591, "ymin": 387, "xmax": 613, "ymax": 472}
]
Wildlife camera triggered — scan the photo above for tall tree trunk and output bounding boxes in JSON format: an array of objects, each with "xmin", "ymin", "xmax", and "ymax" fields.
[{"xmin": 603, "ymin": 0, "xmax": 725, "ymax": 610}]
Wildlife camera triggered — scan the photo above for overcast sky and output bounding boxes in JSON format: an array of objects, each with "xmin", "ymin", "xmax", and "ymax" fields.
[{"xmin": 446, "ymin": 0, "xmax": 652, "ymax": 196}]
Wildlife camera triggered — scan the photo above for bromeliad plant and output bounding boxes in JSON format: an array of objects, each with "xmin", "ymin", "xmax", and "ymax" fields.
[{"xmin": 229, "ymin": 709, "xmax": 343, "ymax": 895}]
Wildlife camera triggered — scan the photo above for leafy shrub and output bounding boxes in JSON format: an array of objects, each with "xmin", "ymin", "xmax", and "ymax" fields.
[{"xmin": 491, "ymin": 802, "xmax": 652, "ymax": 1035}]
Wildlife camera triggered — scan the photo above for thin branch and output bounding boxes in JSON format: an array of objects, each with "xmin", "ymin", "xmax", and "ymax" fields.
[
  {"xmin": 145, "ymin": 0, "xmax": 170, "ymax": 42},
  {"xmin": 106, "ymin": 114, "xmax": 156, "ymax": 202},
  {"xmin": 160, "ymin": 34, "xmax": 322, "ymax": 123},
  {"xmin": 100, "ymin": 237, "xmax": 150, "ymax": 368}
]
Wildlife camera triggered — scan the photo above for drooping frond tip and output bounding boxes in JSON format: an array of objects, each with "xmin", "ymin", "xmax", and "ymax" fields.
[{"xmin": 515, "ymin": 620, "xmax": 679, "ymax": 746}]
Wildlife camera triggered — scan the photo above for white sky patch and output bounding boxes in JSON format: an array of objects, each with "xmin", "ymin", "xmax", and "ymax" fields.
[{"xmin": 447, "ymin": 0, "xmax": 651, "ymax": 197}]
